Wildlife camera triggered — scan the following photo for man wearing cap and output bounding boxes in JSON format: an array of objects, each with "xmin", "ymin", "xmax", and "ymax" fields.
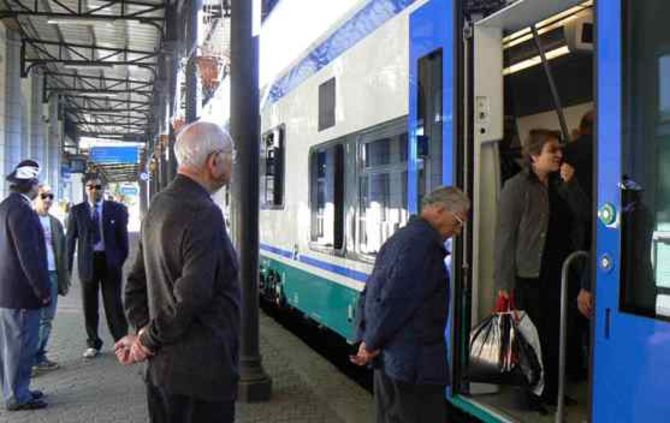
[
  {"xmin": 67, "ymin": 175, "xmax": 129, "ymax": 358},
  {"xmin": 0, "ymin": 160, "xmax": 51, "ymax": 411}
]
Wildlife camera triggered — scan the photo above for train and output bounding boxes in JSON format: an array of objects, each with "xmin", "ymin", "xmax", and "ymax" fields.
[{"xmin": 255, "ymin": 0, "xmax": 670, "ymax": 421}]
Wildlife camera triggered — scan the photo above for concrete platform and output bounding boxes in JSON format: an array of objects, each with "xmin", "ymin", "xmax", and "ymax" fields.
[{"xmin": 0, "ymin": 233, "xmax": 372, "ymax": 423}]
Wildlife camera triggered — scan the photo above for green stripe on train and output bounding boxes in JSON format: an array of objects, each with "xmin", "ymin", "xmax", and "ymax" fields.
[{"xmin": 260, "ymin": 255, "xmax": 361, "ymax": 342}]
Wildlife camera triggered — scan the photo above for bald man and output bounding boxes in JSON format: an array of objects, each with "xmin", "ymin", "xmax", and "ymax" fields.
[{"xmin": 118, "ymin": 122, "xmax": 240, "ymax": 423}]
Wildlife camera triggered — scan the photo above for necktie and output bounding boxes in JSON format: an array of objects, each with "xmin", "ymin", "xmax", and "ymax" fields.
[{"xmin": 92, "ymin": 206, "xmax": 102, "ymax": 245}]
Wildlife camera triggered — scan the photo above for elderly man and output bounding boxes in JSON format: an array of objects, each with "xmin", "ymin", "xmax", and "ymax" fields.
[
  {"xmin": 117, "ymin": 121, "xmax": 240, "ymax": 423},
  {"xmin": 0, "ymin": 160, "xmax": 51, "ymax": 410},
  {"xmin": 33, "ymin": 185, "xmax": 70, "ymax": 373},
  {"xmin": 352, "ymin": 186, "xmax": 470, "ymax": 423},
  {"xmin": 67, "ymin": 175, "xmax": 129, "ymax": 358}
]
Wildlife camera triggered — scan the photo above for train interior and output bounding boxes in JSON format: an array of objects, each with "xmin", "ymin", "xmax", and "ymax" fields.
[{"xmin": 462, "ymin": 0, "xmax": 595, "ymax": 421}]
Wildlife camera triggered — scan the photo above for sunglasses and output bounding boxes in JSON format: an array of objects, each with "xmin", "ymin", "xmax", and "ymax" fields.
[
  {"xmin": 40, "ymin": 193, "xmax": 54, "ymax": 200},
  {"xmin": 449, "ymin": 211, "xmax": 465, "ymax": 227},
  {"xmin": 86, "ymin": 184, "xmax": 103, "ymax": 190}
]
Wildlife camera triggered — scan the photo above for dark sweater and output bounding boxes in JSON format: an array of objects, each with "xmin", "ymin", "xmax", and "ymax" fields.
[{"xmin": 125, "ymin": 175, "xmax": 241, "ymax": 401}]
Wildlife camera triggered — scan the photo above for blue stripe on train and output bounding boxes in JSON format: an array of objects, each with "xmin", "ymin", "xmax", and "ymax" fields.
[
  {"xmin": 266, "ymin": 0, "xmax": 417, "ymax": 105},
  {"xmin": 259, "ymin": 243, "xmax": 370, "ymax": 283}
]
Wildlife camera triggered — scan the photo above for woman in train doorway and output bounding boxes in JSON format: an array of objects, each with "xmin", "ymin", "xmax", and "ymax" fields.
[{"xmin": 494, "ymin": 129, "xmax": 589, "ymax": 414}]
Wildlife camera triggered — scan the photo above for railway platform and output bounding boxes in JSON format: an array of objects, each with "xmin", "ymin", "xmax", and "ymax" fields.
[{"xmin": 0, "ymin": 234, "xmax": 372, "ymax": 423}]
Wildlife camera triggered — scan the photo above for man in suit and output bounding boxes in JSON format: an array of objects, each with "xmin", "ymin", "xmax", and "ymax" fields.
[
  {"xmin": 352, "ymin": 186, "xmax": 470, "ymax": 423},
  {"xmin": 67, "ymin": 175, "xmax": 129, "ymax": 358},
  {"xmin": 116, "ymin": 121, "xmax": 240, "ymax": 423},
  {"xmin": 32, "ymin": 184, "xmax": 70, "ymax": 373},
  {"xmin": 0, "ymin": 160, "xmax": 51, "ymax": 410}
]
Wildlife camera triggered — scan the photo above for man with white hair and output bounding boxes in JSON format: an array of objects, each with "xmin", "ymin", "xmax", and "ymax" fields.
[
  {"xmin": 0, "ymin": 160, "xmax": 51, "ymax": 410},
  {"xmin": 116, "ymin": 121, "xmax": 240, "ymax": 423},
  {"xmin": 352, "ymin": 186, "xmax": 470, "ymax": 423}
]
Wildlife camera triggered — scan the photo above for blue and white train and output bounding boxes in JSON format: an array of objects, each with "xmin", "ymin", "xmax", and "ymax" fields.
[{"xmin": 257, "ymin": 0, "xmax": 670, "ymax": 421}]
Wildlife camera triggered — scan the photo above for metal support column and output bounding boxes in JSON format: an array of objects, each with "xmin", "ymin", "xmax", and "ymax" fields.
[
  {"xmin": 185, "ymin": 0, "xmax": 200, "ymax": 124},
  {"xmin": 139, "ymin": 177, "xmax": 148, "ymax": 218},
  {"xmin": 230, "ymin": 0, "xmax": 272, "ymax": 402}
]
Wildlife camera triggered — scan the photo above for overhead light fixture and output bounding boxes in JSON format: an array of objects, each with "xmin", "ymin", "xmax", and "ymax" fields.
[
  {"xmin": 47, "ymin": 17, "xmax": 115, "ymax": 26},
  {"xmin": 76, "ymin": 92, "xmax": 121, "ymax": 98},
  {"xmin": 63, "ymin": 63, "xmax": 114, "ymax": 70},
  {"xmin": 502, "ymin": 45, "xmax": 571, "ymax": 75}
]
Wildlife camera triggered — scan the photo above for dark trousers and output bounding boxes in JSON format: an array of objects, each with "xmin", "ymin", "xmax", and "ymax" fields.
[
  {"xmin": 81, "ymin": 253, "xmax": 128, "ymax": 349},
  {"xmin": 147, "ymin": 381, "xmax": 235, "ymax": 423},
  {"xmin": 374, "ymin": 369, "xmax": 447, "ymax": 423}
]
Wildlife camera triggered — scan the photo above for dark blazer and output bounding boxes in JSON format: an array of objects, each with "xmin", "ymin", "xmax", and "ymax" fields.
[
  {"xmin": 125, "ymin": 175, "xmax": 241, "ymax": 402},
  {"xmin": 67, "ymin": 200, "xmax": 129, "ymax": 281},
  {"xmin": 47, "ymin": 215, "xmax": 71, "ymax": 295},
  {"xmin": 0, "ymin": 193, "xmax": 50, "ymax": 309},
  {"xmin": 356, "ymin": 217, "xmax": 450, "ymax": 386}
]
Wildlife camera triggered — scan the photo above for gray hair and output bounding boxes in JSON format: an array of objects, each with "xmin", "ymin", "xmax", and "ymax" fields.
[
  {"xmin": 420, "ymin": 186, "xmax": 470, "ymax": 213},
  {"xmin": 174, "ymin": 121, "xmax": 234, "ymax": 168}
]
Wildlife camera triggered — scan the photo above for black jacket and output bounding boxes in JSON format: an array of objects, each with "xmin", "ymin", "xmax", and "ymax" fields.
[
  {"xmin": 67, "ymin": 200, "xmax": 129, "ymax": 280},
  {"xmin": 0, "ymin": 193, "xmax": 50, "ymax": 309},
  {"xmin": 125, "ymin": 175, "xmax": 241, "ymax": 401},
  {"xmin": 356, "ymin": 217, "xmax": 450, "ymax": 385}
]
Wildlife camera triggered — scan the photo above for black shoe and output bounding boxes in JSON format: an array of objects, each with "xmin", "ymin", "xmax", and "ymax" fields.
[
  {"xmin": 526, "ymin": 393, "xmax": 549, "ymax": 416},
  {"xmin": 31, "ymin": 390, "xmax": 44, "ymax": 400},
  {"xmin": 7, "ymin": 399, "xmax": 47, "ymax": 411},
  {"xmin": 544, "ymin": 394, "xmax": 578, "ymax": 407}
]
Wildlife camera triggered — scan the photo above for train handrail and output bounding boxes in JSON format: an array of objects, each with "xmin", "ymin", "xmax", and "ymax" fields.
[{"xmin": 557, "ymin": 250, "xmax": 589, "ymax": 423}]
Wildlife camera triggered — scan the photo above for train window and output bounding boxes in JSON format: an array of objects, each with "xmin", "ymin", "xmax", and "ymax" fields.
[
  {"xmin": 620, "ymin": 0, "xmax": 670, "ymax": 318},
  {"xmin": 356, "ymin": 121, "xmax": 409, "ymax": 256},
  {"xmin": 260, "ymin": 126, "xmax": 285, "ymax": 208},
  {"xmin": 318, "ymin": 78, "xmax": 336, "ymax": 131},
  {"xmin": 417, "ymin": 49, "xmax": 443, "ymax": 203},
  {"xmin": 310, "ymin": 143, "xmax": 344, "ymax": 250}
]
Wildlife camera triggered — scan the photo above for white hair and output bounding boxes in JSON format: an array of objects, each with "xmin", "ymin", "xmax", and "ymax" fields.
[
  {"xmin": 173, "ymin": 121, "xmax": 234, "ymax": 168},
  {"xmin": 420, "ymin": 186, "xmax": 470, "ymax": 213}
]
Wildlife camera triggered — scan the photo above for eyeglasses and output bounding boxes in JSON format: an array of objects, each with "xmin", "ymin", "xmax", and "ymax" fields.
[
  {"xmin": 86, "ymin": 184, "xmax": 103, "ymax": 190},
  {"xmin": 40, "ymin": 193, "xmax": 54, "ymax": 200},
  {"xmin": 221, "ymin": 149, "xmax": 237, "ymax": 161},
  {"xmin": 449, "ymin": 211, "xmax": 466, "ymax": 227}
]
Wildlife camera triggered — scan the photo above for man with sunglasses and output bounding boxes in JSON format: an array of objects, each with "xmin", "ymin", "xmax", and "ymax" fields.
[
  {"xmin": 67, "ymin": 175, "xmax": 129, "ymax": 359},
  {"xmin": 32, "ymin": 185, "xmax": 70, "ymax": 374}
]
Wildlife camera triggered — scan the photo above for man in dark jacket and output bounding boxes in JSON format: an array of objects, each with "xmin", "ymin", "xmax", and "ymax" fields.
[
  {"xmin": 0, "ymin": 160, "xmax": 51, "ymax": 410},
  {"xmin": 353, "ymin": 186, "xmax": 470, "ymax": 423},
  {"xmin": 116, "ymin": 121, "xmax": 240, "ymax": 423},
  {"xmin": 67, "ymin": 175, "xmax": 129, "ymax": 358}
]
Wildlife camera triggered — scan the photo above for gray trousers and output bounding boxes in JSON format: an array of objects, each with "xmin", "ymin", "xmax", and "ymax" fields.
[
  {"xmin": 374, "ymin": 370, "xmax": 447, "ymax": 423},
  {"xmin": 0, "ymin": 308, "xmax": 40, "ymax": 407}
]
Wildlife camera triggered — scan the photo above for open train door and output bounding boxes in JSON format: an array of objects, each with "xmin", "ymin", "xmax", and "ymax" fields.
[{"xmin": 593, "ymin": 0, "xmax": 670, "ymax": 421}]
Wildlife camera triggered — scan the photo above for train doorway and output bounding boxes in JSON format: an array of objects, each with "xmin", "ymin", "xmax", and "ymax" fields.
[{"xmin": 454, "ymin": 1, "xmax": 595, "ymax": 421}]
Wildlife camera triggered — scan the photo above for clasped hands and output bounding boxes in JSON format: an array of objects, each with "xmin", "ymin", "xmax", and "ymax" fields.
[
  {"xmin": 349, "ymin": 342, "xmax": 380, "ymax": 367},
  {"xmin": 114, "ymin": 328, "xmax": 154, "ymax": 365}
]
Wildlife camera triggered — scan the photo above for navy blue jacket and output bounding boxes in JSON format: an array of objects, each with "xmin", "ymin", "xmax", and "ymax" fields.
[
  {"xmin": 67, "ymin": 200, "xmax": 129, "ymax": 281},
  {"xmin": 0, "ymin": 193, "xmax": 50, "ymax": 309},
  {"xmin": 356, "ymin": 217, "xmax": 450, "ymax": 385}
]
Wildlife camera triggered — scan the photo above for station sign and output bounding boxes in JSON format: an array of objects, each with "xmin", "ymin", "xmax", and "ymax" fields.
[
  {"xmin": 120, "ymin": 185, "xmax": 139, "ymax": 196},
  {"xmin": 89, "ymin": 147, "xmax": 140, "ymax": 164}
]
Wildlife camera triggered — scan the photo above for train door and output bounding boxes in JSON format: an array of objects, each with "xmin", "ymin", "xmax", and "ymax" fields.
[
  {"xmin": 454, "ymin": 0, "xmax": 596, "ymax": 421},
  {"xmin": 592, "ymin": 0, "xmax": 670, "ymax": 421}
]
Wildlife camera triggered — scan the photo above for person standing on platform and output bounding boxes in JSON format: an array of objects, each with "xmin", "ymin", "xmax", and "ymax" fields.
[
  {"xmin": 352, "ymin": 186, "xmax": 470, "ymax": 423},
  {"xmin": 0, "ymin": 160, "xmax": 51, "ymax": 410},
  {"xmin": 67, "ymin": 175, "xmax": 129, "ymax": 358},
  {"xmin": 32, "ymin": 184, "xmax": 70, "ymax": 373},
  {"xmin": 116, "ymin": 121, "xmax": 240, "ymax": 423}
]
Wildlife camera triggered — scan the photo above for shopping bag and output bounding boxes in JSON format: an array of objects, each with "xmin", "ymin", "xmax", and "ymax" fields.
[{"xmin": 468, "ymin": 294, "xmax": 543, "ymax": 388}]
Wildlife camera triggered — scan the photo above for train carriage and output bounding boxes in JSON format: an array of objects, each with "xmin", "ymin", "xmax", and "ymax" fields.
[{"xmin": 257, "ymin": 0, "xmax": 670, "ymax": 421}]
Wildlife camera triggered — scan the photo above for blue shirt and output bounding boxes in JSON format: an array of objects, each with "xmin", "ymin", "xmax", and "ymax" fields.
[{"xmin": 89, "ymin": 201, "xmax": 105, "ymax": 252}]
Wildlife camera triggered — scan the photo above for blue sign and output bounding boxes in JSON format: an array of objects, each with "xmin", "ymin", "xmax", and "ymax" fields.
[
  {"xmin": 120, "ymin": 185, "xmax": 139, "ymax": 196},
  {"xmin": 89, "ymin": 147, "xmax": 140, "ymax": 164}
]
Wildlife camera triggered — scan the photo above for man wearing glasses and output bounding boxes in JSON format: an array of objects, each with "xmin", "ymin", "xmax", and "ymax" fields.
[
  {"xmin": 32, "ymin": 185, "xmax": 70, "ymax": 374},
  {"xmin": 67, "ymin": 176, "xmax": 129, "ymax": 359},
  {"xmin": 352, "ymin": 186, "xmax": 470, "ymax": 423}
]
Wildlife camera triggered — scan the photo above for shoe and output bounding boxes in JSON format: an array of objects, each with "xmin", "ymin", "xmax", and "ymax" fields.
[
  {"xmin": 545, "ymin": 394, "xmax": 578, "ymax": 407},
  {"xmin": 82, "ymin": 347, "xmax": 99, "ymax": 359},
  {"xmin": 34, "ymin": 359, "xmax": 59, "ymax": 371},
  {"xmin": 526, "ymin": 393, "xmax": 549, "ymax": 416},
  {"xmin": 7, "ymin": 399, "xmax": 47, "ymax": 411},
  {"xmin": 31, "ymin": 390, "xmax": 44, "ymax": 400}
]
